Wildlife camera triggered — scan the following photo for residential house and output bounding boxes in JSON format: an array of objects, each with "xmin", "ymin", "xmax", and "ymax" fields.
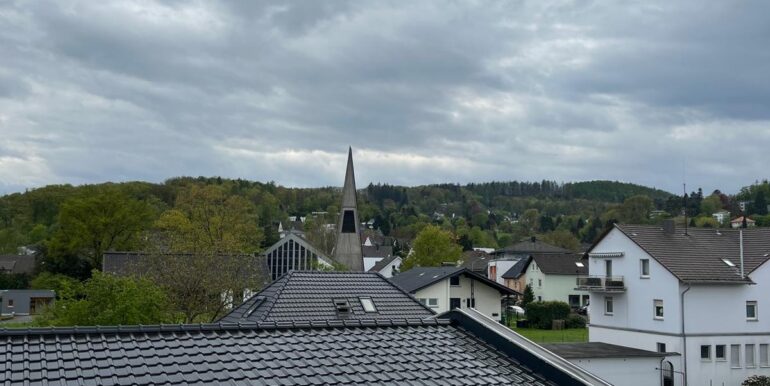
[
  {"xmin": 544, "ymin": 342, "xmax": 677, "ymax": 386},
  {"xmin": 389, "ymin": 266, "xmax": 519, "ymax": 321},
  {"xmin": 0, "ymin": 290, "xmax": 54, "ymax": 316},
  {"xmin": 367, "ymin": 255, "xmax": 402, "ymax": 278},
  {"xmin": 0, "ymin": 254, "xmax": 36, "ymax": 275},
  {"xmin": 0, "ymin": 271, "xmax": 612, "ymax": 385},
  {"xmin": 459, "ymin": 249, "xmax": 492, "ymax": 275},
  {"xmin": 712, "ymin": 210, "xmax": 731, "ymax": 225},
  {"xmin": 579, "ymin": 222, "xmax": 770, "ymax": 386},
  {"xmin": 488, "ymin": 237, "xmax": 570, "ymax": 284},
  {"xmin": 503, "ymin": 254, "xmax": 589, "ymax": 307},
  {"xmin": 731, "ymin": 216, "xmax": 756, "ymax": 228}
]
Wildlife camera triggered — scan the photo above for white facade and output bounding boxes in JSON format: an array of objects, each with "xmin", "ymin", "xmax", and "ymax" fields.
[
  {"xmin": 527, "ymin": 260, "xmax": 589, "ymax": 306},
  {"xmin": 412, "ymin": 274, "xmax": 506, "ymax": 321},
  {"xmin": 370, "ymin": 256, "xmax": 402, "ymax": 278},
  {"xmin": 587, "ymin": 227, "xmax": 770, "ymax": 386},
  {"xmin": 564, "ymin": 357, "xmax": 662, "ymax": 386}
]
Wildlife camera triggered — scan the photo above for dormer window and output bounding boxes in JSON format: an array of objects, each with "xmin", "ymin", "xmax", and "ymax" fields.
[
  {"xmin": 360, "ymin": 298, "xmax": 377, "ymax": 313},
  {"xmin": 334, "ymin": 299, "xmax": 352, "ymax": 315}
]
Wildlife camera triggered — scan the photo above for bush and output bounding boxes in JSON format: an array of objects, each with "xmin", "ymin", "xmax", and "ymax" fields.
[
  {"xmin": 743, "ymin": 375, "xmax": 770, "ymax": 386},
  {"xmin": 525, "ymin": 301, "xmax": 571, "ymax": 329},
  {"xmin": 566, "ymin": 314, "xmax": 587, "ymax": 329}
]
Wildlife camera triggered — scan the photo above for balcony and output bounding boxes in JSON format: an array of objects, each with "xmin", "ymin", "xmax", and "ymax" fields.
[{"xmin": 575, "ymin": 276, "xmax": 626, "ymax": 292}]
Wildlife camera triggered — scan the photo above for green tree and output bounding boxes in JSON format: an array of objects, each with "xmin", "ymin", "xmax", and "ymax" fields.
[
  {"xmin": 145, "ymin": 184, "xmax": 267, "ymax": 323},
  {"xmin": 700, "ymin": 194, "xmax": 723, "ymax": 216},
  {"xmin": 743, "ymin": 375, "xmax": 770, "ymax": 386},
  {"xmin": 541, "ymin": 230, "xmax": 581, "ymax": 252},
  {"xmin": 521, "ymin": 284, "xmax": 535, "ymax": 309},
  {"xmin": 401, "ymin": 225, "xmax": 462, "ymax": 270},
  {"xmin": 46, "ymin": 186, "xmax": 154, "ymax": 269},
  {"xmin": 619, "ymin": 195, "xmax": 653, "ymax": 224},
  {"xmin": 30, "ymin": 272, "xmax": 81, "ymax": 299},
  {"xmin": 755, "ymin": 191, "xmax": 768, "ymax": 215},
  {"xmin": 37, "ymin": 271, "xmax": 170, "ymax": 326}
]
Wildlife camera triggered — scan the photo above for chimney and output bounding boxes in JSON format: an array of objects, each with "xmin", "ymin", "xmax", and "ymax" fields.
[{"xmin": 662, "ymin": 219, "xmax": 676, "ymax": 235}]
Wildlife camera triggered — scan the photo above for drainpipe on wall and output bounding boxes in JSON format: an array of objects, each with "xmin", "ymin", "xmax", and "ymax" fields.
[
  {"xmin": 680, "ymin": 283, "xmax": 691, "ymax": 386},
  {"xmin": 740, "ymin": 229, "xmax": 745, "ymax": 279}
]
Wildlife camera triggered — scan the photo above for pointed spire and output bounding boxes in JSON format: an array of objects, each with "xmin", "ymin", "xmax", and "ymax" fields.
[
  {"xmin": 341, "ymin": 147, "xmax": 357, "ymax": 209},
  {"xmin": 334, "ymin": 147, "xmax": 364, "ymax": 271}
]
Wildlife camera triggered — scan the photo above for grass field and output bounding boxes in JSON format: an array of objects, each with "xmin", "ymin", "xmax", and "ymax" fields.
[{"xmin": 509, "ymin": 327, "xmax": 588, "ymax": 343}]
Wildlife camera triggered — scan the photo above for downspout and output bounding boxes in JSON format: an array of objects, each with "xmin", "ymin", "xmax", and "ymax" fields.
[
  {"xmin": 740, "ymin": 229, "xmax": 745, "ymax": 279},
  {"xmin": 680, "ymin": 283, "xmax": 691, "ymax": 386}
]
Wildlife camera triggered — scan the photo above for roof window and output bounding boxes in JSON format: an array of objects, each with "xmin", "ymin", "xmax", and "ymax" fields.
[
  {"xmin": 722, "ymin": 258, "xmax": 736, "ymax": 267},
  {"xmin": 244, "ymin": 296, "xmax": 266, "ymax": 318},
  {"xmin": 334, "ymin": 299, "xmax": 352, "ymax": 314},
  {"xmin": 359, "ymin": 298, "xmax": 377, "ymax": 313}
]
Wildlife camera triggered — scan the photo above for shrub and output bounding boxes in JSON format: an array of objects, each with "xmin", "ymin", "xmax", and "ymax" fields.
[
  {"xmin": 525, "ymin": 301, "xmax": 571, "ymax": 329},
  {"xmin": 743, "ymin": 375, "xmax": 770, "ymax": 386},
  {"xmin": 566, "ymin": 314, "xmax": 587, "ymax": 329}
]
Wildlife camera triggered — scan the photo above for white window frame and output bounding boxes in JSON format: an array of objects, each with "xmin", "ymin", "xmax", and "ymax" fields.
[
  {"xmin": 700, "ymin": 345, "xmax": 711, "ymax": 361},
  {"xmin": 731, "ymin": 344, "xmax": 741, "ymax": 368},
  {"xmin": 760, "ymin": 344, "xmax": 769, "ymax": 367},
  {"xmin": 640, "ymin": 259, "xmax": 650, "ymax": 278},
  {"xmin": 716, "ymin": 344, "xmax": 726, "ymax": 361},
  {"xmin": 747, "ymin": 301, "xmax": 758, "ymax": 321},
  {"xmin": 654, "ymin": 299, "xmax": 664, "ymax": 320},
  {"xmin": 604, "ymin": 296, "xmax": 614, "ymax": 315},
  {"xmin": 427, "ymin": 298, "xmax": 439, "ymax": 308}
]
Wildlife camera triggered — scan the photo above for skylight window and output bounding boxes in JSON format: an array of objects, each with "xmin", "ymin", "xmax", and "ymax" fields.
[
  {"xmin": 575, "ymin": 262, "xmax": 584, "ymax": 268},
  {"xmin": 722, "ymin": 258, "xmax": 736, "ymax": 267},
  {"xmin": 244, "ymin": 297, "xmax": 266, "ymax": 318},
  {"xmin": 334, "ymin": 299, "xmax": 352, "ymax": 314},
  {"xmin": 360, "ymin": 298, "xmax": 377, "ymax": 313}
]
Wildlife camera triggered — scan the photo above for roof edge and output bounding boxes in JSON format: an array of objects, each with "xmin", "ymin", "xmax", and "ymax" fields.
[{"xmin": 442, "ymin": 308, "xmax": 612, "ymax": 386}]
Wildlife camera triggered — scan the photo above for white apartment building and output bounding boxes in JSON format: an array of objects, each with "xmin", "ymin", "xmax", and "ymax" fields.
[{"xmin": 580, "ymin": 222, "xmax": 770, "ymax": 386}]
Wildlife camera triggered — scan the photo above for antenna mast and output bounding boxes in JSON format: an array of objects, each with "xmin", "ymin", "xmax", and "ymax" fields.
[{"xmin": 683, "ymin": 182, "xmax": 688, "ymax": 235}]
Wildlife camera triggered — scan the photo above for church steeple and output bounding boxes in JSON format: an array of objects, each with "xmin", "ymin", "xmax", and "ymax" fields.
[{"xmin": 334, "ymin": 147, "xmax": 364, "ymax": 271}]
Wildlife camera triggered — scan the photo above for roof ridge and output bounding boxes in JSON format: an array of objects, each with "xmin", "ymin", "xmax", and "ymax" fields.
[
  {"xmin": 0, "ymin": 318, "xmax": 451, "ymax": 337},
  {"xmin": 258, "ymin": 271, "xmax": 295, "ymax": 322}
]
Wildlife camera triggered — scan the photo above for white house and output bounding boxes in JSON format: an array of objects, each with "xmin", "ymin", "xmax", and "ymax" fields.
[
  {"xmin": 580, "ymin": 222, "xmax": 770, "ymax": 386},
  {"xmin": 712, "ymin": 210, "xmax": 731, "ymax": 225},
  {"xmin": 367, "ymin": 255, "xmax": 402, "ymax": 278},
  {"xmin": 503, "ymin": 254, "xmax": 589, "ymax": 307},
  {"xmin": 390, "ymin": 267, "xmax": 519, "ymax": 321},
  {"xmin": 489, "ymin": 237, "xmax": 571, "ymax": 284},
  {"xmin": 544, "ymin": 342, "xmax": 675, "ymax": 386}
]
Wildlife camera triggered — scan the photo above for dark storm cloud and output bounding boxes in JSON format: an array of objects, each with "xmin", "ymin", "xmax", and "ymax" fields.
[{"xmin": 0, "ymin": 0, "xmax": 768, "ymax": 194}]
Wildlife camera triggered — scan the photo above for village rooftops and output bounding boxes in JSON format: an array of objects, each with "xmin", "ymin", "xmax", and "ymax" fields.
[
  {"xmin": 495, "ymin": 238, "xmax": 571, "ymax": 255},
  {"xmin": 0, "ymin": 255, "xmax": 35, "ymax": 275},
  {"xmin": 0, "ymin": 308, "xmax": 610, "ymax": 386},
  {"xmin": 389, "ymin": 266, "xmax": 519, "ymax": 295},
  {"xmin": 219, "ymin": 271, "xmax": 435, "ymax": 324},
  {"xmin": 593, "ymin": 224, "xmax": 770, "ymax": 284}
]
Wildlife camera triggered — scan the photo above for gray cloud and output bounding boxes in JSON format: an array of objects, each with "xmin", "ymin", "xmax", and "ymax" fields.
[{"xmin": 1, "ymin": 0, "xmax": 769, "ymax": 195}]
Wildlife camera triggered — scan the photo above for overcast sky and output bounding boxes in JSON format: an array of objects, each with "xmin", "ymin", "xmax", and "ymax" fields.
[{"xmin": 1, "ymin": 1, "xmax": 769, "ymax": 195}]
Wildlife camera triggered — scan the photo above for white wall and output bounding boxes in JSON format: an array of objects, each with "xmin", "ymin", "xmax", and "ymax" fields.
[
  {"xmin": 588, "ymin": 228, "xmax": 682, "ymax": 335},
  {"xmin": 413, "ymin": 274, "xmax": 505, "ymax": 321},
  {"xmin": 375, "ymin": 257, "xmax": 402, "ymax": 278},
  {"xmin": 363, "ymin": 257, "xmax": 383, "ymax": 271},
  {"xmin": 565, "ymin": 356, "xmax": 664, "ymax": 386},
  {"xmin": 489, "ymin": 259, "xmax": 517, "ymax": 284}
]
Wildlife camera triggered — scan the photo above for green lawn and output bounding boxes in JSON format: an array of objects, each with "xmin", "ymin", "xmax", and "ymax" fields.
[{"xmin": 509, "ymin": 327, "xmax": 588, "ymax": 343}]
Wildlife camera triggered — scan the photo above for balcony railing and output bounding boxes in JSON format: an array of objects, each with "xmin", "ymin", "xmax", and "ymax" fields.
[{"xmin": 576, "ymin": 276, "xmax": 626, "ymax": 292}]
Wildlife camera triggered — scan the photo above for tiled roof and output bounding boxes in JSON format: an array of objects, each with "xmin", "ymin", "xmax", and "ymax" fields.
[
  {"xmin": 368, "ymin": 255, "xmax": 400, "ymax": 273},
  {"xmin": 603, "ymin": 224, "xmax": 770, "ymax": 283},
  {"xmin": 497, "ymin": 239, "xmax": 570, "ymax": 254},
  {"xmin": 543, "ymin": 342, "xmax": 674, "ymax": 359},
  {"xmin": 459, "ymin": 250, "xmax": 491, "ymax": 272},
  {"xmin": 362, "ymin": 245, "xmax": 393, "ymax": 258},
  {"xmin": 0, "ymin": 255, "xmax": 35, "ymax": 275},
  {"xmin": 390, "ymin": 267, "xmax": 519, "ymax": 295},
  {"xmin": 0, "ymin": 315, "xmax": 585, "ymax": 386},
  {"xmin": 531, "ymin": 254, "xmax": 588, "ymax": 276},
  {"xmin": 219, "ymin": 271, "xmax": 435, "ymax": 324}
]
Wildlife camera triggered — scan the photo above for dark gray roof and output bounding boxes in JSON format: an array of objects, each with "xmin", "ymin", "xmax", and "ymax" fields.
[
  {"xmin": 102, "ymin": 252, "xmax": 148, "ymax": 276},
  {"xmin": 459, "ymin": 250, "xmax": 491, "ymax": 273},
  {"xmin": 362, "ymin": 245, "xmax": 393, "ymax": 258},
  {"xmin": 502, "ymin": 256, "xmax": 531, "ymax": 279},
  {"xmin": 390, "ymin": 267, "xmax": 518, "ymax": 295},
  {"xmin": 601, "ymin": 224, "xmax": 770, "ymax": 283},
  {"xmin": 368, "ymin": 254, "xmax": 400, "ymax": 273},
  {"xmin": 0, "ymin": 255, "xmax": 35, "ymax": 275},
  {"xmin": 531, "ymin": 254, "xmax": 588, "ymax": 276},
  {"xmin": 219, "ymin": 271, "xmax": 435, "ymax": 323},
  {"xmin": 497, "ymin": 239, "xmax": 570, "ymax": 254},
  {"xmin": 0, "ymin": 315, "xmax": 585, "ymax": 386},
  {"xmin": 543, "ymin": 342, "xmax": 676, "ymax": 359}
]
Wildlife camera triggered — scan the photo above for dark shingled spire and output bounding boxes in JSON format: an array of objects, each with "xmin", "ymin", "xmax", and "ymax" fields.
[{"xmin": 334, "ymin": 147, "xmax": 364, "ymax": 271}]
